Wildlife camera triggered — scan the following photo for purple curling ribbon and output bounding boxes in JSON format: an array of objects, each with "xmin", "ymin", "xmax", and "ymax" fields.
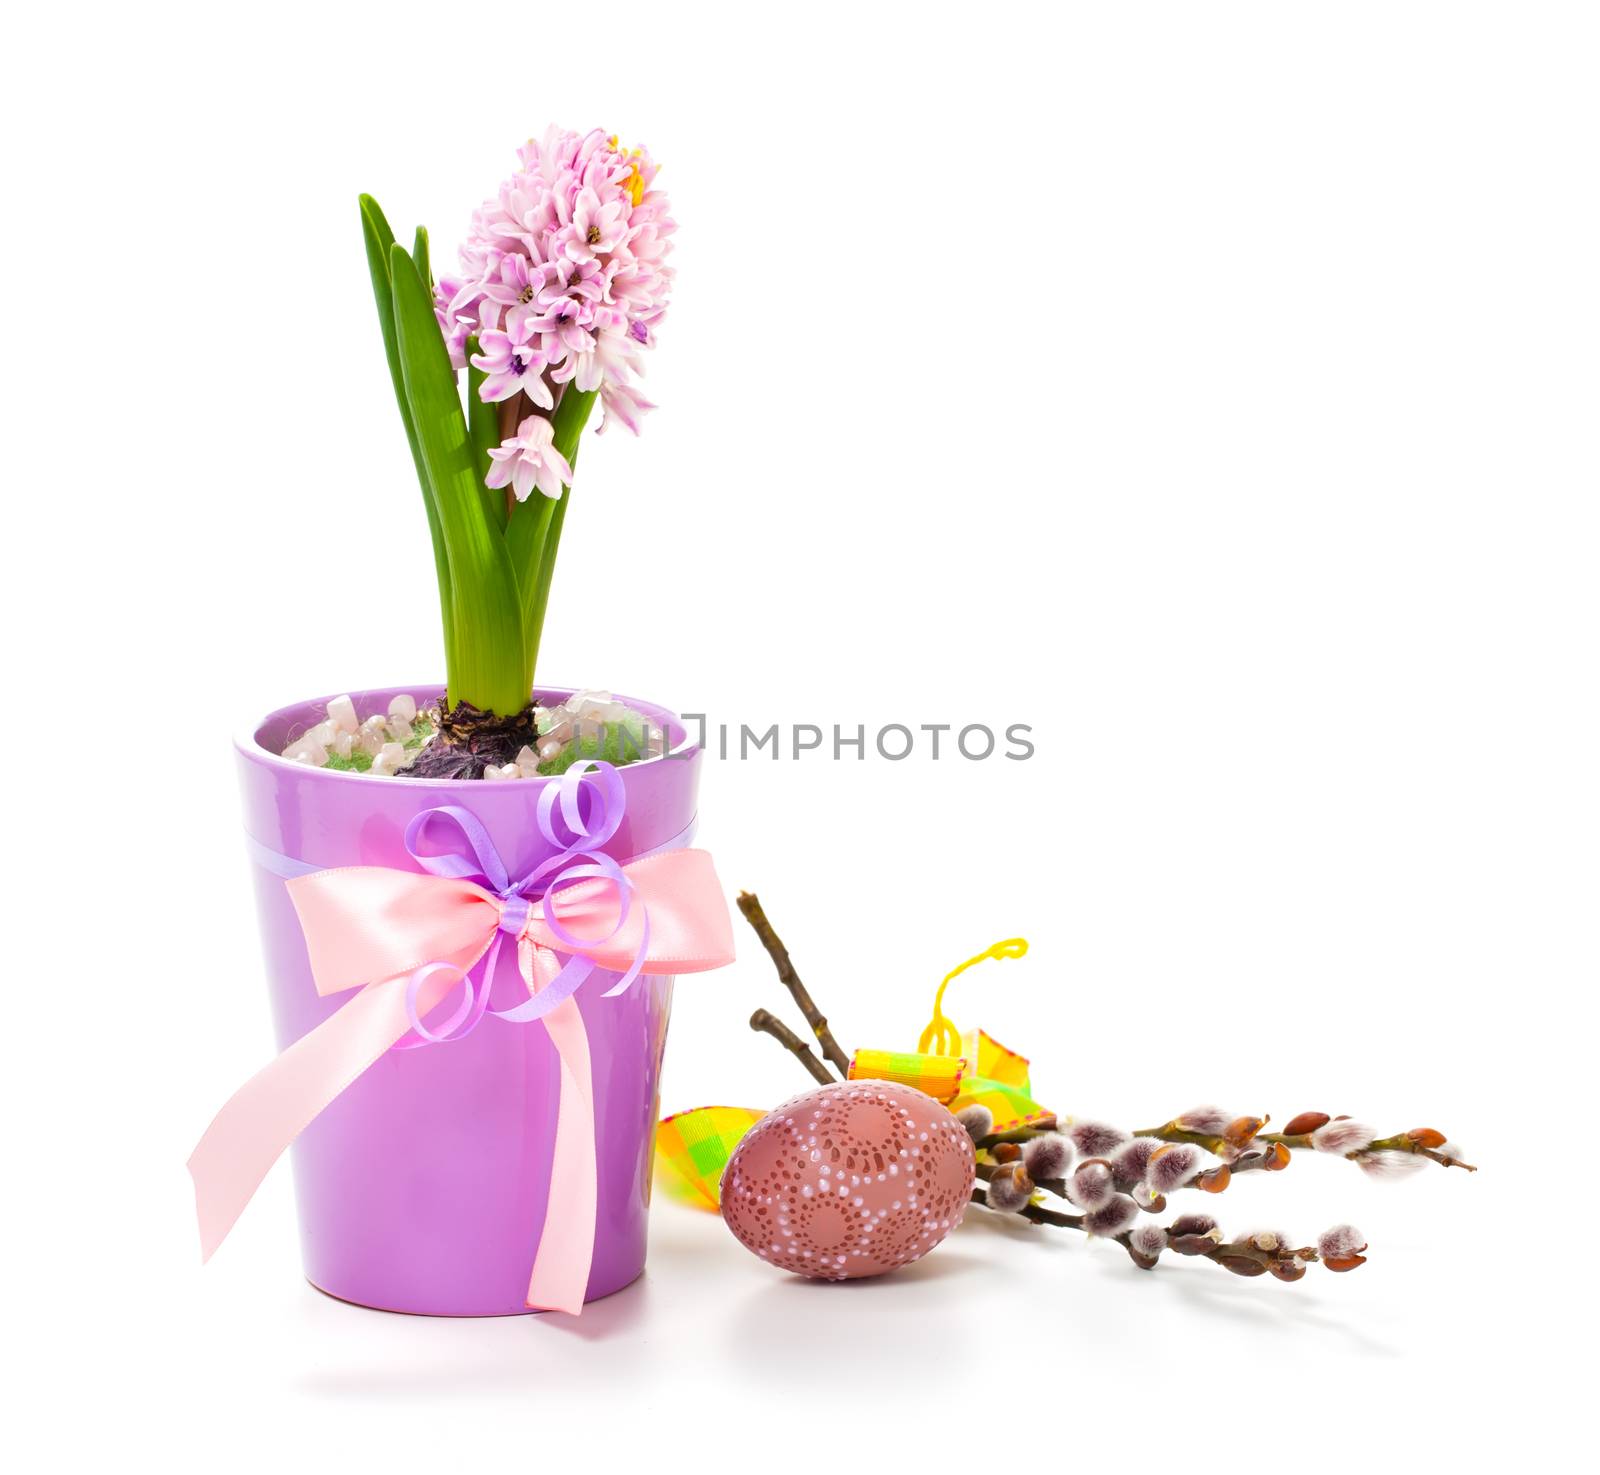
[{"xmin": 391, "ymin": 759, "xmax": 651, "ymax": 1049}]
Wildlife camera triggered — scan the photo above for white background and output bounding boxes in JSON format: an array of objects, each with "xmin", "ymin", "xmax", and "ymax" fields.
[{"xmin": 4, "ymin": 1, "xmax": 1596, "ymax": 1468}]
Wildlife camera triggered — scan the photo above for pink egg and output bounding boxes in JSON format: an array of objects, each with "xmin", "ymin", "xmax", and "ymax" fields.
[{"xmin": 720, "ymin": 1080, "xmax": 976, "ymax": 1280}]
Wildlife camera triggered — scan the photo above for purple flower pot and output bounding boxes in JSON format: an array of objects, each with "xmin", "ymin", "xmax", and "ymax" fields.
[{"xmin": 236, "ymin": 684, "xmax": 700, "ymax": 1316}]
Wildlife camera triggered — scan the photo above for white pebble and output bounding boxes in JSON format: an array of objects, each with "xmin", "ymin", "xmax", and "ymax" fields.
[
  {"xmin": 388, "ymin": 693, "xmax": 417, "ymax": 724},
  {"xmin": 367, "ymin": 742, "xmax": 407, "ymax": 777},
  {"xmin": 538, "ymin": 737, "xmax": 564, "ymax": 763},
  {"xmin": 306, "ymin": 720, "xmax": 337, "ymax": 747},
  {"xmin": 514, "ymin": 745, "xmax": 541, "ymax": 777},
  {"xmin": 326, "ymin": 695, "xmax": 359, "ymax": 733},
  {"xmin": 566, "ymin": 690, "xmax": 612, "ymax": 717},
  {"xmin": 284, "ymin": 738, "xmax": 328, "ymax": 766},
  {"xmin": 483, "ymin": 762, "xmax": 519, "ymax": 781},
  {"xmin": 386, "ymin": 716, "xmax": 415, "ymax": 743},
  {"xmin": 332, "ymin": 731, "xmax": 354, "ymax": 759}
]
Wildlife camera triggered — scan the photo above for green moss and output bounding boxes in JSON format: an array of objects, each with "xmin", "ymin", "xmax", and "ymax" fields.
[
  {"xmin": 323, "ymin": 716, "xmax": 433, "ymax": 772},
  {"xmin": 538, "ymin": 716, "xmax": 649, "ymax": 776}
]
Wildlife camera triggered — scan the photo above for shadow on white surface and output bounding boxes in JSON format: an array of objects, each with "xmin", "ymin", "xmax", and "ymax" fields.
[
  {"xmin": 1084, "ymin": 1252, "xmax": 1404, "ymax": 1357},
  {"xmin": 742, "ymin": 1245, "xmax": 987, "ymax": 1291},
  {"xmin": 284, "ymin": 1273, "xmax": 660, "ymax": 1398}
]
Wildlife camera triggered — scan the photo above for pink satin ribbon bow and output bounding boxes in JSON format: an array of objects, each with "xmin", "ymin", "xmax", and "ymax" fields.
[{"xmin": 187, "ymin": 760, "xmax": 734, "ymax": 1314}]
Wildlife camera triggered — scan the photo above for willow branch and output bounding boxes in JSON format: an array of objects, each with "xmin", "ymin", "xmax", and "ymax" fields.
[
  {"xmin": 969, "ymin": 1189, "xmax": 1322, "ymax": 1280},
  {"xmin": 736, "ymin": 891, "xmax": 852, "ymax": 1077},
  {"xmin": 1350, "ymin": 1132, "xmax": 1478, "ymax": 1172},
  {"xmin": 748, "ymin": 1008, "xmax": 834, "ymax": 1086},
  {"xmin": 1135, "ymin": 1122, "xmax": 1478, "ymax": 1173},
  {"xmin": 976, "ymin": 1128, "xmax": 1058, "ymax": 1151},
  {"xmin": 970, "ymin": 1186, "xmax": 1082, "ymax": 1230}
]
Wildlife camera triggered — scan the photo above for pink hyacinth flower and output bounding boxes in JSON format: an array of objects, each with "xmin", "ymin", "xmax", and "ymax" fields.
[
  {"xmin": 484, "ymin": 416, "xmax": 573, "ymax": 502},
  {"xmin": 444, "ymin": 128, "xmax": 675, "ymax": 437},
  {"xmin": 597, "ymin": 378, "xmax": 656, "ymax": 435},
  {"xmin": 537, "ymin": 255, "xmax": 607, "ymax": 311},
  {"xmin": 480, "ymin": 253, "xmax": 546, "ymax": 335},
  {"xmin": 469, "ymin": 319, "xmax": 554, "ymax": 407},
  {"xmin": 564, "ymin": 185, "xmax": 630, "ymax": 262}
]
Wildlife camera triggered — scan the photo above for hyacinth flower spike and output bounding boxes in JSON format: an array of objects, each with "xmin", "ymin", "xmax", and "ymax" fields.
[{"xmin": 359, "ymin": 129, "xmax": 674, "ymax": 723}]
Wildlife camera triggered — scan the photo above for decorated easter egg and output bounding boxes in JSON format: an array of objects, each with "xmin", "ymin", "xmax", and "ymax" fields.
[{"xmin": 720, "ymin": 1080, "xmax": 976, "ymax": 1280}]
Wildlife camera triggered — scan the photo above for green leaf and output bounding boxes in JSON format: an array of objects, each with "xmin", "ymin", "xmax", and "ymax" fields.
[
  {"xmin": 361, "ymin": 195, "xmax": 455, "ymax": 686},
  {"xmin": 390, "ymin": 243, "xmax": 528, "ymax": 715},
  {"xmin": 412, "ymin": 224, "xmax": 431, "ymax": 289}
]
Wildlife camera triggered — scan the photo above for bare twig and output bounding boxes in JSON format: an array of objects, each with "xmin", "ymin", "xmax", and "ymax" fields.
[
  {"xmin": 749, "ymin": 1008, "xmax": 834, "ymax": 1087},
  {"xmin": 737, "ymin": 891, "xmax": 852, "ymax": 1077}
]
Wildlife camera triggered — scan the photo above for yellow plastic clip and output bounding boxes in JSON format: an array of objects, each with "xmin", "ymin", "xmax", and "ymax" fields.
[{"xmin": 916, "ymin": 938, "xmax": 1029, "ymax": 1056}]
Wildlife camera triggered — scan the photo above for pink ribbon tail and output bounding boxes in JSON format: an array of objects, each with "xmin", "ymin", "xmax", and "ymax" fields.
[
  {"xmin": 186, "ymin": 960, "xmax": 477, "ymax": 1260},
  {"xmin": 525, "ymin": 996, "xmax": 596, "ymax": 1313}
]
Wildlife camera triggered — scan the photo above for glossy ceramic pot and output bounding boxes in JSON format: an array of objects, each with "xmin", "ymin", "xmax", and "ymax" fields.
[{"xmin": 237, "ymin": 684, "xmax": 699, "ymax": 1315}]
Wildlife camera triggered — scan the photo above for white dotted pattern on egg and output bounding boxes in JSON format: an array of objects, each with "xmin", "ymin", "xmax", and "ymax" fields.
[{"xmin": 719, "ymin": 1081, "xmax": 976, "ymax": 1280}]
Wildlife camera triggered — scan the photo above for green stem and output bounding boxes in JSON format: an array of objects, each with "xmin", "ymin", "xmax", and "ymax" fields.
[
  {"xmin": 508, "ymin": 493, "xmax": 558, "ymax": 628},
  {"xmin": 519, "ymin": 388, "xmax": 596, "ymax": 692},
  {"xmin": 524, "ymin": 489, "xmax": 568, "ymax": 687}
]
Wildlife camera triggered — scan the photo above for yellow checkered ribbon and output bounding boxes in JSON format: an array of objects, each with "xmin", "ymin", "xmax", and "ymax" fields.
[
  {"xmin": 655, "ymin": 1106, "xmax": 765, "ymax": 1210},
  {"xmin": 967, "ymin": 1027, "xmax": 1030, "ymax": 1088},
  {"xmin": 848, "ymin": 1049, "xmax": 966, "ymax": 1102}
]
